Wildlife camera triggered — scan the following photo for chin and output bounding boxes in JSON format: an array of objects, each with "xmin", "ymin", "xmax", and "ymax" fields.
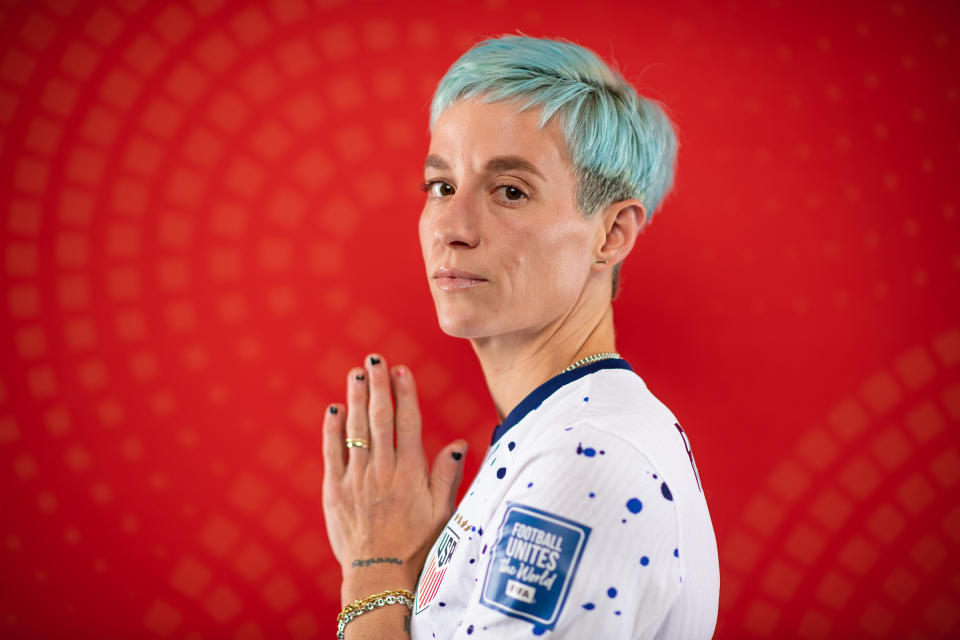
[
  {"xmin": 434, "ymin": 307, "xmax": 492, "ymax": 339},
  {"xmin": 436, "ymin": 317, "xmax": 482, "ymax": 339}
]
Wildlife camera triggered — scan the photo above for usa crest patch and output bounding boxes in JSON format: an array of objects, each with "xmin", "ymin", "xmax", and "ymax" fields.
[
  {"xmin": 480, "ymin": 502, "xmax": 590, "ymax": 629},
  {"xmin": 414, "ymin": 524, "xmax": 460, "ymax": 614}
]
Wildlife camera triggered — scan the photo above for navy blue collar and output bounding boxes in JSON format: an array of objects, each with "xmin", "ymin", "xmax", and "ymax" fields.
[{"xmin": 489, "ymin": 357, "xmax": 633, "ymax": 446}]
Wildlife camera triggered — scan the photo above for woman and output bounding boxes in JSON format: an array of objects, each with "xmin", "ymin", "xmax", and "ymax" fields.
[{"xmin": 322, "ymin": 34, "xmax": 719, "ymax": 639}]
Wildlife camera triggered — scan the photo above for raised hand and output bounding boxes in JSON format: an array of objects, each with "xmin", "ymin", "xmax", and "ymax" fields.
[{"xmin": 321, "ymin": 353, "xmax": 468, "ymax": 601}]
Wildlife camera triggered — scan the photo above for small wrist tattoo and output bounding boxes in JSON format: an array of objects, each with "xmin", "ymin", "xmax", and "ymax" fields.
[{"xmin": 351, "ymin": 556, "xmax": 403, "ymax": 569}]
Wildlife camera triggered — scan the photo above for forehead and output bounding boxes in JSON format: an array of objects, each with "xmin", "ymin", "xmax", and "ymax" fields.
[{"xmin": 428, "ymin": 96, "xmax": 572, "ymax": 177}]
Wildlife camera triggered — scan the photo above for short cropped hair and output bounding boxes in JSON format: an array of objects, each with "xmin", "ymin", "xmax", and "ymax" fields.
[{"xmin": 429, "ymin": 34, "xmax": 680, "ymax": 300}]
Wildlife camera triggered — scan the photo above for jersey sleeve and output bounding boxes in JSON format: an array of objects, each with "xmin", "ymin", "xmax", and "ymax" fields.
[{"xmin": 449, "ymin": 422, "xmax": 683, "ymax": 640}]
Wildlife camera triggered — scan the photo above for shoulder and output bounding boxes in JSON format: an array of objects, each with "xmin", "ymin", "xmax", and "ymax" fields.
[
  {"xmin": 578, "ymin": 367, "xmax": 683, "ymax": 437},
  {"xmin": 490, "ymin": 366, "xmax": 700, "ymax": 528},
  {"xmin": 499, "ymin": 367, "xmax": 686, "ymax": 484},
  {"xmin": 574, "ymin": 368, "xmax": 700, "ymax": 484},
  {"xmin": 498, "ymin": 417, "xmax": 680, "ymax": 530}
]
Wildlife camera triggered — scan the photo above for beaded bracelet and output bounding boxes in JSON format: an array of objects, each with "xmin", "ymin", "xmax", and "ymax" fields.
[{"xmin": 337, "ymin": 588, "xmax": 414, "ymax": 640}]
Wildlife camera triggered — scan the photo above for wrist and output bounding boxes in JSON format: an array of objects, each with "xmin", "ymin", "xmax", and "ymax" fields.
[{"xmin": 341, "ymin": 568, "xmax": 418, "ymax": 607}]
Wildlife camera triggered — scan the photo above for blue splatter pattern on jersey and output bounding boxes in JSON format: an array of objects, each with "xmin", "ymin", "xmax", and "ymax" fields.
[{"xmin": 661, "ymin": 482, "xmax": 673, "ymax": 501}]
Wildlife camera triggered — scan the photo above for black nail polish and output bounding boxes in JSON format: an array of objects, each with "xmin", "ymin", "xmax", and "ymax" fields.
[
  {"xmin": 329, "ymin": 406, "xmax": 338, "ymax": 414},
  {"xmin": 451, "ymin": 451, "xmax": 463, "ymax": 461},
  {"xmin": 370, "ymin": 356, "xmax": 380, "ymax": 365},
  {"xmin": 355, "ymin": 374, "xmax": 365, "ymax": 381}
]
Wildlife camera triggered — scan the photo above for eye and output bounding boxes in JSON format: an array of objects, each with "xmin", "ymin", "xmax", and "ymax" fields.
[
  {"xmin": 419, "ymin": 180, "xmax": 454, "ymax": 197},
  {"xmin": 495, "ymin": 183, "xmax": 528, "ymax": 203}
]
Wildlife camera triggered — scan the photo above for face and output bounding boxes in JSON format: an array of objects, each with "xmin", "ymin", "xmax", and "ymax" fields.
[{"xmin": 419, "ymin": 96, "xmax": 604, "ymax": 340}]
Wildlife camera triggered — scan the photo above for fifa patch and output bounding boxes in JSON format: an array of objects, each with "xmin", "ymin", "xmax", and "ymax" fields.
[
  {"xmin": 480, "ymin": 502, "xmax": 590, "ymax": 629},
  {"xmin": 414, "ymin": 524, "xmax": 460, "ymax": 614}
]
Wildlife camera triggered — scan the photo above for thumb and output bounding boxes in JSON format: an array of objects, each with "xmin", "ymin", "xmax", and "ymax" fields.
[{"xmin": 430, "ymin": 440, "xmax": 468, "ymax": 514}]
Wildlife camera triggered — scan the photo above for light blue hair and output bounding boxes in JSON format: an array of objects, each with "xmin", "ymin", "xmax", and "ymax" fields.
[{"xmin": 428, "ymin": 33, "xmax": 680, "ymax": 300}]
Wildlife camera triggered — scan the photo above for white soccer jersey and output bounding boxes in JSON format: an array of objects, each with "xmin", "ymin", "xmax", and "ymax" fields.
[{"xmin": 411, "ymin": 358, "xmax": 719, "ymax": 639}]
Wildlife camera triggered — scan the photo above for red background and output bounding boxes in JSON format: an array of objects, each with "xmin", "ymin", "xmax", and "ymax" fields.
[{"xmin": 1, "ymin": 0, "xmax": 958, "ymax": 638}]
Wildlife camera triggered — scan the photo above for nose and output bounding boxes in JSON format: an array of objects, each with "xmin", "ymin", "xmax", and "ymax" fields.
[{"xmin": 432, "ymin": 188, "xmax": 481, "ymax": 249}]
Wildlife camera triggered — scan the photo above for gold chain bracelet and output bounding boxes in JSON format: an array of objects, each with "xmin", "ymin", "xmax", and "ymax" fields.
[{"xmin": 337, "ymin": 588, "xmax": 414, "ymax": 640}]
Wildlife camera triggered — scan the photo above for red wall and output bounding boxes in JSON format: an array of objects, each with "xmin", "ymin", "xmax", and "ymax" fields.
[{"xmin": 1, "ymin": 0, "xmax": 958, "ymax": 638}]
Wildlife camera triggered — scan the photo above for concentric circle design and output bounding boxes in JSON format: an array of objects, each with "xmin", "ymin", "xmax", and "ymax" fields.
[
  {"xmin": 719, "ymin": 329, "xmax": 960, "ymax": 638},
  {"xmin": 1, "ymin": 1, "xmax": 958, "ymax": 638}
]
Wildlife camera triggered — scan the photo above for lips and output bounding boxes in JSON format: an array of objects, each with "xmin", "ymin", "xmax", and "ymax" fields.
[{"xmin": 432, "ymin": 267, "xmax": 487, "ymax": 281}]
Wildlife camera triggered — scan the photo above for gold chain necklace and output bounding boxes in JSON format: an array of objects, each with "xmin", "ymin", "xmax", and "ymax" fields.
[{"xmin": 560, "ymin": 351, "xmax": 621, "ymax": 375}]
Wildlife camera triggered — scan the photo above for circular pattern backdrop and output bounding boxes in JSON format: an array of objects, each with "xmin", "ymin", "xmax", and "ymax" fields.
[{"xmin": 1, "ymin": 0, "xmax": 958, "ymax": 638}]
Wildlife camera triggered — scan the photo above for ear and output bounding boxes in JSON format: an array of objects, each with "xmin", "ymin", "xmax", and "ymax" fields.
[{"xmin": 594, "ymin": 198, "xmax": 647, "ymax": 265}]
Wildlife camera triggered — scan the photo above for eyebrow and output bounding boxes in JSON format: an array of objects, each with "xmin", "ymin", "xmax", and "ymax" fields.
[{"xmin": 424, "ymin": 154, "xmax": 545, "ymax": 181}]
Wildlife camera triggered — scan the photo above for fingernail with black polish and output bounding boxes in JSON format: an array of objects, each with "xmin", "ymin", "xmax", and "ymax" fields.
[
  {"xmin": 329, "ymin": 406, "xmax": 338, "ymax": 414},
  {"xmin": 370, "ymin": 356, "xmax": 380, "ymax": 365},
  {"xmin": 355, "ymin": 374, "xmax": 365, "ymax": 381},
  {"xmin": 451, "ymin": 451, "xmax": 463, "ymax": 461}
]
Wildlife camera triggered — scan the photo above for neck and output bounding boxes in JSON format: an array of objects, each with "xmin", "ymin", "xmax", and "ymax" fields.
[{"xmin": 469, "ymin": 300, "xmax": 617, "ymax": 424}]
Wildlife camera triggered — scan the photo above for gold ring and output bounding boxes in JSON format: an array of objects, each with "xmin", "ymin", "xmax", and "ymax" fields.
[{"xmin": 345, "ymin": 438, "xmax": 370, "ymax": 449}]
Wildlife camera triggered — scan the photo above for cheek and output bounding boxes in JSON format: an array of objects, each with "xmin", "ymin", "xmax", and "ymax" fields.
[
  {"xmin": 510, "ymin": 222, "xmax": 587, "ymax": 298},
  {"xmin": 530, "ymin": 222, "xmax": 588, "ymax": 269}
]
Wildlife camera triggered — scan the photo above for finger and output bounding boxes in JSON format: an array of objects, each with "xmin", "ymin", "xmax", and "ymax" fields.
[
  {"xmin": 364, "ymin": 353, "xmax": 396, "ymax": 470},
  {"xmin": 345, "ymin": 366, "xmax": 370, "ymax": 471},
  {"xmin": 430, "ymin": 440, "xmax": 468, "ymax": 515},
  {"xmin": 322, "ymin": 403, "xmax": 346, "ymax": 480},
  {"xmin": 392, "ymin": 365, "xmax": 426, "ymax": 471}
]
